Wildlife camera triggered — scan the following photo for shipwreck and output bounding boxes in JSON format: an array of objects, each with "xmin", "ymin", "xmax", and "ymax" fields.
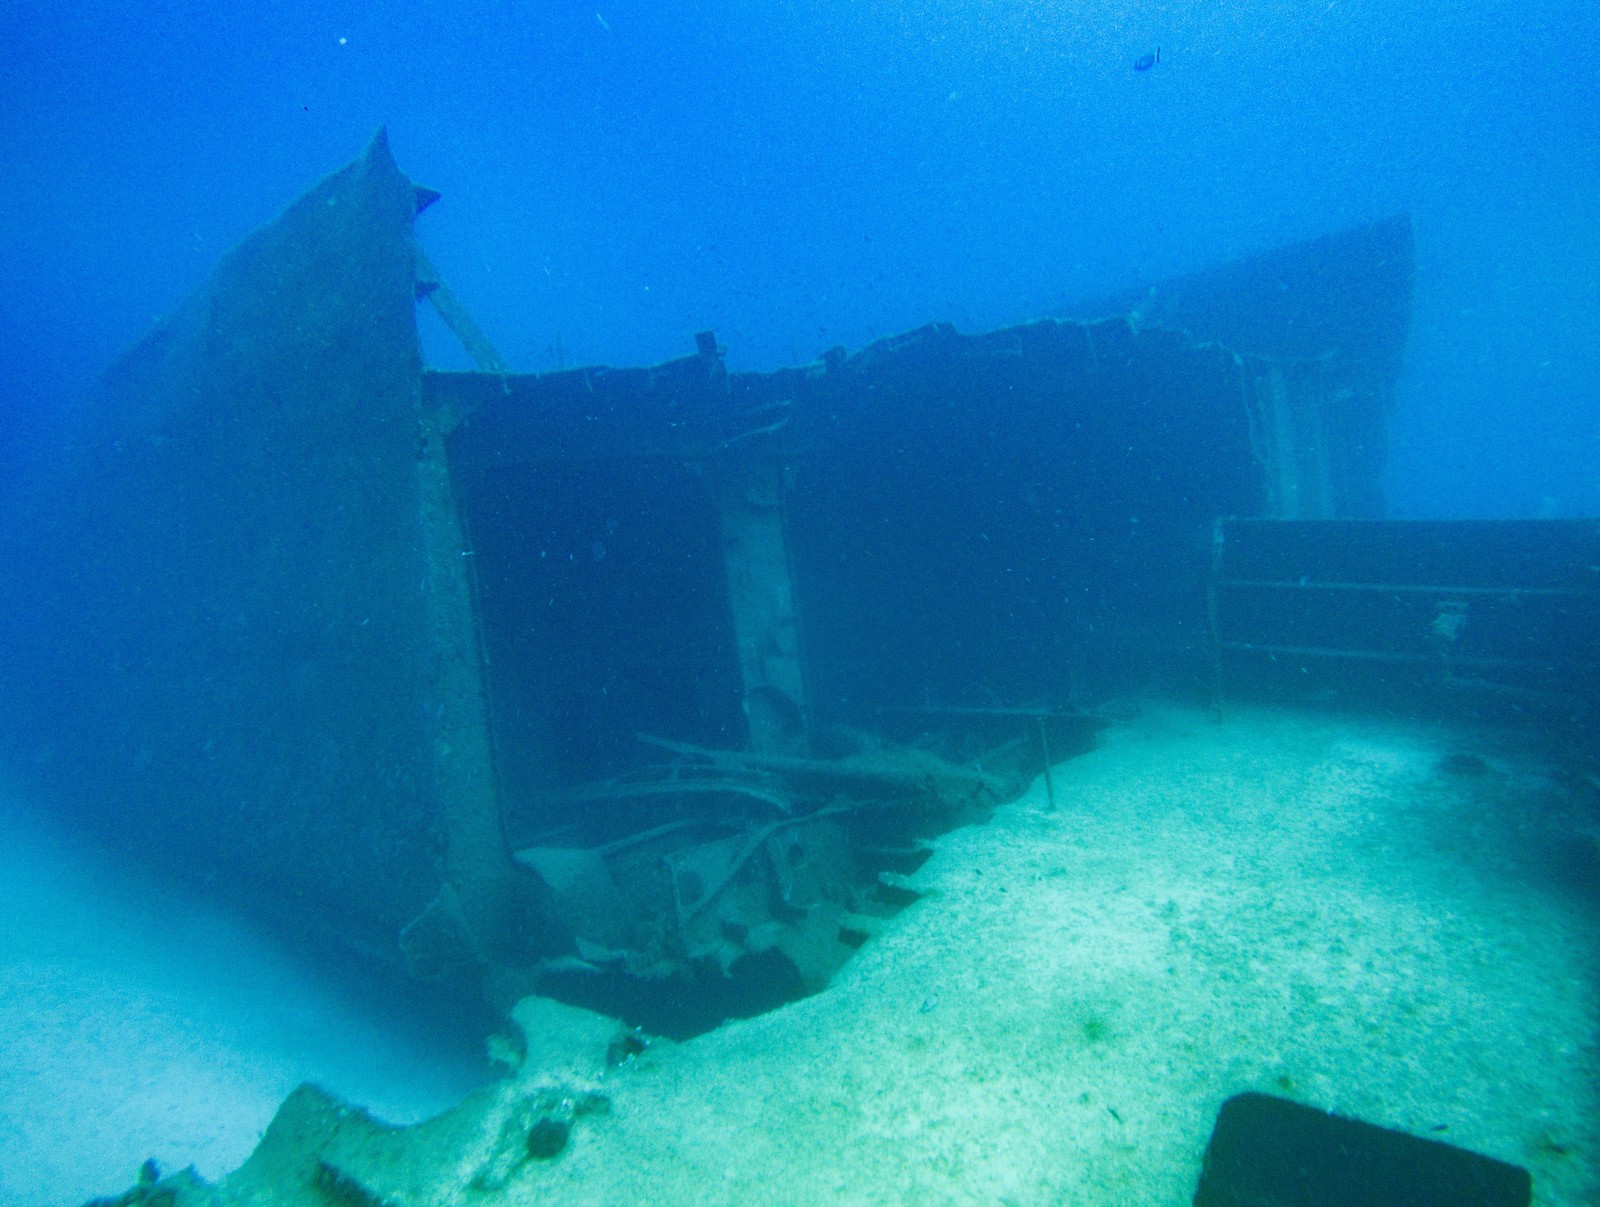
[{"xmin": 3, "ymin": 129, "xmax": 1593, "ymax": 1048}]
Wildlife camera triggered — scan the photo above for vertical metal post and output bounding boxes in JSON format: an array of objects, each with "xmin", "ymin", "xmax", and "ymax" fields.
[
  {"xmin": 1038, "ymin": 716, "xmax": 1057, "ymax": 810},
  {"xmin": 1207, "ymin": 516, "xmax": 1226, "ymax": 721}
]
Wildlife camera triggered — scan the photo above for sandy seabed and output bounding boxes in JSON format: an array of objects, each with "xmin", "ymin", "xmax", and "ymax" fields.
[
  {"xmin": 9, "ymin": 704, "xmax": 1598, "ymax": 1205},
  {"xmin": 497, "ymin": 705, "xmax": 1598, "ymax": 1205},
  {"xmin": 0, "ymin": 794, "xmax": 488, "ymax": 1207}
]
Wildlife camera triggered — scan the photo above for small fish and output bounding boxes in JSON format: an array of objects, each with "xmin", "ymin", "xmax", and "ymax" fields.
[{"xmin": 1134, "ymin": 48, "xmax": 1160, "ymax": 72}]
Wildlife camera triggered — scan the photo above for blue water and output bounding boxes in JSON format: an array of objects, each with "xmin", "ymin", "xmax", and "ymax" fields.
[
  {"xmin": 1, "ymin": 0, "xmax": 1596, "ymax": 517},
  {"xmin": 1, "ymin": 6, "xmax": 1598, "ymax": 1201}
]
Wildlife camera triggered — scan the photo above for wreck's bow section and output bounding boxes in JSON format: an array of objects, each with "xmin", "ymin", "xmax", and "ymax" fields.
[{"xmin": 13, "ymin": 130, "xmax": 536, "ymax": 977}]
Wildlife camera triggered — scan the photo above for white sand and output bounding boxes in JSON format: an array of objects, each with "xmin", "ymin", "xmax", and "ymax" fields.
[
  {"xmin": 0, "ymin": 795, "xmax": 490, "ymax": 1207},
  {"xmin": 498, "ymin": 705, "xmax": 1597, "ymax": 1204}
]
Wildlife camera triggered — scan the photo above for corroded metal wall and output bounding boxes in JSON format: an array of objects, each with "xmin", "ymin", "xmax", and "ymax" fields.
[{"xmin": 434, "ymin": 206, "xmax": 1414, "ymax": 772}]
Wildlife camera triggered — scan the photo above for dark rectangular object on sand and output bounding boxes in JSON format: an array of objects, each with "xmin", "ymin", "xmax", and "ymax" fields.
[{"xmin": 1194, "ymin": 1092, "xmax": 1532, "ymax": 1207}]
